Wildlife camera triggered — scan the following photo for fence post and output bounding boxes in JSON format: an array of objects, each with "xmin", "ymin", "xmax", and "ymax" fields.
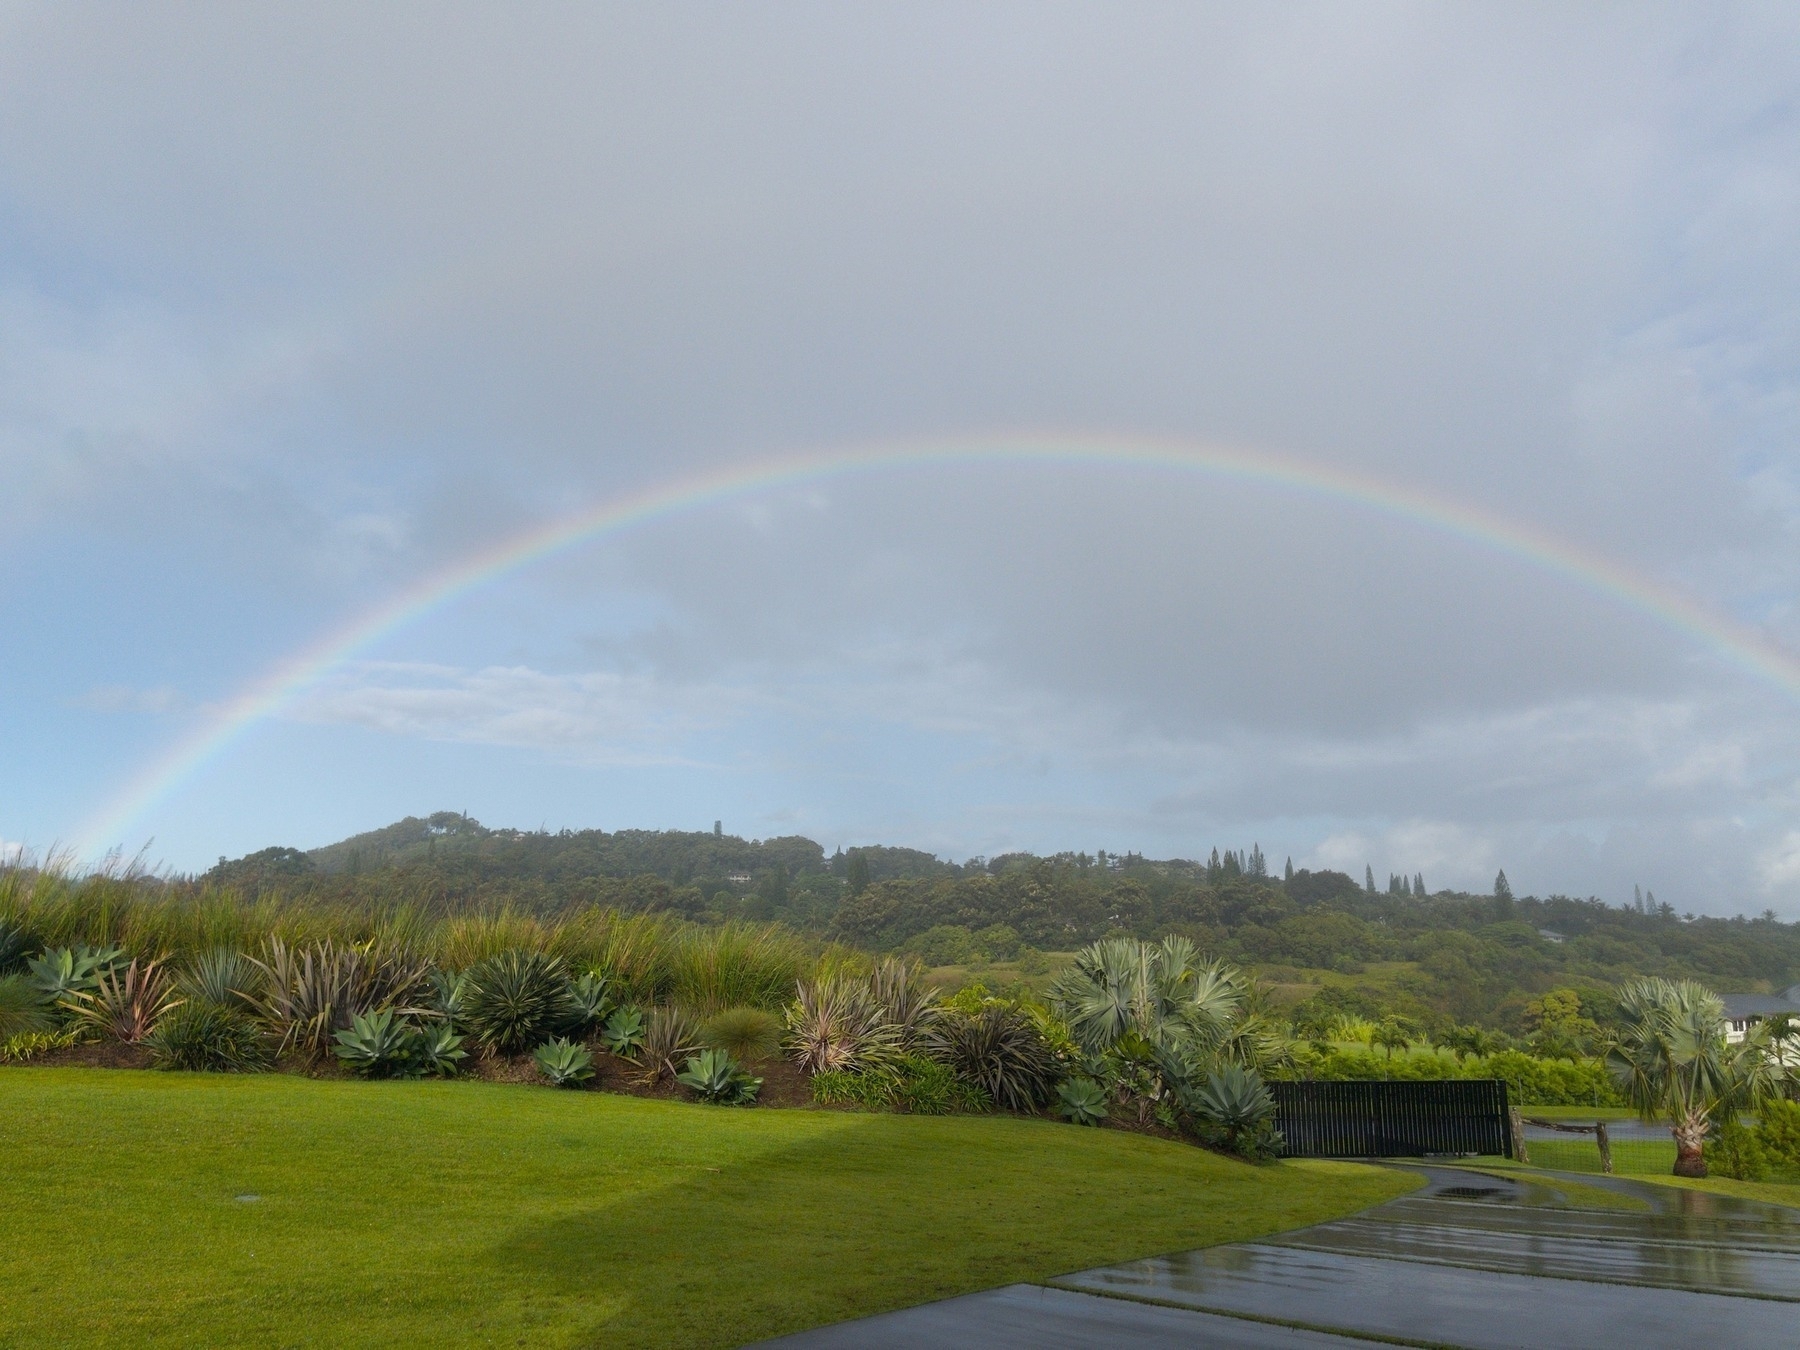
[
  {"xmin": 1510, "ymin": 1107, "xmax": 1529, "ymax": 1164},
  {"xmin": 1596, "ymin": 1120, "xmax": 1612, "ymax": 1175}
]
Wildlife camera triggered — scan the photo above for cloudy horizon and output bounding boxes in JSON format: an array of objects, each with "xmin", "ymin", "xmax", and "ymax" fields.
[{"xmin": 3, "ymin": 4, "xmax": 1799, "ymax": 913}]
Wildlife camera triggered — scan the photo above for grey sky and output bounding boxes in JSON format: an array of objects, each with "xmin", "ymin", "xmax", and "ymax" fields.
[{"xmin": 2, "ymin": 4, "xmax": 1797, "ymax": 910}]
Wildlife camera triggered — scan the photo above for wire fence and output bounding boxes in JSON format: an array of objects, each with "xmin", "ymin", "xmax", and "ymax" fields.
[{"xmin": 1525, "ymin": 1136, "xmax": 1676, "ymax": 1175}]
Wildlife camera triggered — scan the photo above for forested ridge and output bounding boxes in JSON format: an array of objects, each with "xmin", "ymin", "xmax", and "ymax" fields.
[{"xmin": 204, "ymin": 811, "xmax": 1800, "ymax": 1029}]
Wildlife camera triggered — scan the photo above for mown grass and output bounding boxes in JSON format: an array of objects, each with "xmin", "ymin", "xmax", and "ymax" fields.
[{"xmin": 0, "ymin": 1069, "xmax": 1414, "ymax": 1349}]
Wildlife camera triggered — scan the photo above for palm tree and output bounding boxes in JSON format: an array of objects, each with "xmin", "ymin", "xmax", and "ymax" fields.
[
  {"xmin": 1047, "ymin": 936, "xmax": 1245, "ymax": 1058},
  {"xmin": 1372, "ymin": 1017, "xmax": 1413, "ymax": 1061},
  {"xmin": 1605, "ymin": 978, "xmax": 1785, "ymax": 1178}
]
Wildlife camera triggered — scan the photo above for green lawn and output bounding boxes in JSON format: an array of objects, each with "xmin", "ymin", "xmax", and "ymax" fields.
[{"xmin": 0, "ymin": 1070, "xmax": 1414, "ymax": 1348}]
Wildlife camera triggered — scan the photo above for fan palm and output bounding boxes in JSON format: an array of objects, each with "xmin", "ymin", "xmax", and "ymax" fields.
[
  {"xmin": 1048, "ymin": 936, "xmax": 1245, "ymax": 1057},
  {"xmin": 1605, "ymin": 978, "xmax": 1785, "ymax": 1177}
]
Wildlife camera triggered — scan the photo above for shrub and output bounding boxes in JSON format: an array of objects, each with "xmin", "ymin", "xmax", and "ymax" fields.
[
  {"xmin": 787, "ymin": 973, "xmax": 898, "ymax": 1074},
  {"xmin": 1707, "ymin": 1117, "xmax": 1771, "ymax": 1181},
  {"xmin": 699, "ymin": 1006, "xmax": 782, "ymax": 1062},
  {"xmin": 1058, "ymin": 1076, "xmax": 1109, "ymax": 1127},
  {"xmin": 1182, "ymin": 1064, "xmax": 1283, "ymax": 1161},
  {"xmin": 535, "ymin": 1037, "xmax": 596, "ymax": 1088},
  {"xmin": 1758, "ymin": 1098, "xmax": 1800, "ymax": 1169},
  {"xmin": 64, "ymin": 958, "xmax": 181, "ymax": 1043},
  {"xmin": 145, "ymin": 1002, "xmax": 272, "ymax": 1072},
  {"xmin": 0, "ymin": 973, "xmax": 55, "ymax": 1041},
  {"xmin": 177, "ymin": 947, "xmax": 260, "ymax": 1011},
  {"xmin": 248, "ymin": 939, "xmax": 431, "ymax": 1063},
  {"xmin": 334, "ymin": 1009, "xmax": 417, "ymax": 1078},
  {"xmin": 928, "ymin": 1005, "xmax": 1061, "ymax": 1112},
  {"xmin": 809, "ymin": 1055, "xmax": 987, "ymax": 1114},
  {"xmin": 635, "ymin": 1007, "xmax": 699, "ymax": 1086},
  {"xmin": 461, "ymin": 950, "xmax": 570, "ymax": 1055},
  {"xmin": 1, "ymin": 1027, "xmax": 80, "ymax": 1063},
  {"xmin": 561, "ymin": 972, "xmax": 614, "ymax": 1035},
  {"xmin": 601, "ymin": 1006, "xmax": 646, "ymax": 1057},
  {"xmin": 677, "ymin": 1048, "xmax": 761, "ymax": 1104}
]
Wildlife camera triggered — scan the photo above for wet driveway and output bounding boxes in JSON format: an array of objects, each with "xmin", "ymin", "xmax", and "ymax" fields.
[{"xmin": 763, "ymin": 1166, "xmax": 1800, "ymax": 1347}]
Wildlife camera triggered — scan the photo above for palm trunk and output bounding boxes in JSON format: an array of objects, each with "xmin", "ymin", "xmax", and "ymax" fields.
[{"xmin": 1671, "ymin": 1111, "xmax": 1708, "ymax": 1178}]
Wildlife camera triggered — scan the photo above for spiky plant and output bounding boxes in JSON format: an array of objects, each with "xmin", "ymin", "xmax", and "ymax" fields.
[
  {"xmin": 64, "ymin": 958, "xmax": 181, "ymax": 1043},
  {"xmin": 461, "ymin": 950, "xmax": 570, "ymax": 1055},
  {"xmin": 27, "ymin": 945, "xmax": 124, "ymax": 1004},
  {"xmin": 634, "ymin": 1006, "xmax": 699, "ymax": 1086},
  {"xmin": 928, "ymin": 1004, "xmax": 1061, "ymax": 1112},
  {"xmin": 699, "ymin": 1006, "xmax": 782, "ymax": 1063},
  {"xmin": 1182, "ymin": 1064, "xmax": 1282, "ymax": 1160},
  {"xmin": 1047, "ymin": 936, "xmax": 1245, "ymax": 1057},
  {"xmin": 0, "ymin": 974, "xmax": 55, "ymax": 1041},
  {"xmin": 178, "ymin": 947, "xmax": 261, "ymax": 1011},
  {"xmin": 535, "ymin": 1036, "xmax": 596, "ymax": 1088},
  {"xmin": 412, "ymin": 1022, "xmax": 468, "ymax": 1078},
  {"xmin": 248, "ymin": 938, "xmax": 431, "ymax": 1062},
  {"xmin": 786, "ymin": 973, "xmax": 899, "ymax": 1075},
  {"xmin": 677, "ymin": 1048, "xmax": 761, "ymax": 1104},
  {"xmin": 0, "ymin": 916, "xmax": 35, "ymax": 975},
  {"xmin": 1057, "ymin": 1076, "xmax": 1109, "ymax": 1126},
  {"xmin": 867, "ymin": 957, "xmax": 941, "ymax": 1051},
  {"xmin": 333, "ymin": 1009, "xmax": 417, "ymax": 1078},
  {"xmin": 561, "ymin": 971, "xmax": 614, "ymax": 1035},
  {"xmin": 601, "ymin": 1005, "xmax": 646, "ymax": 1057},
  {"xmin": 144, "ymin": 1002, "xmax": 272, "ymax": 1072}
]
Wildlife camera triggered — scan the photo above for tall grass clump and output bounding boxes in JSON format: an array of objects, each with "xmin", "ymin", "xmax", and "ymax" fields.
[{"xmin": 670, "ymin": 922, "xmax": 813, "ymax": 1017}]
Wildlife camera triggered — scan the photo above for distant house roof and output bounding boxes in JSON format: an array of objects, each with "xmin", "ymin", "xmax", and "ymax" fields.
[
  {"xmin": 1722, "ymin": 993, "xmax": 1800, "ymax": 1021},
  {"xmin": 1536, "ymin": 928, "xmax": 1566, "ymax": 944}
]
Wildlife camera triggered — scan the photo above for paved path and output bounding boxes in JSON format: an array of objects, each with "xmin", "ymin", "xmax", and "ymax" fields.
[{"xmin": 763, "ymin": 1165, "xmax": 1800, "ymax": 1348}]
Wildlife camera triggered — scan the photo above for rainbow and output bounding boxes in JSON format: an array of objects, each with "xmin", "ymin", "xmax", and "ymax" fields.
[{"xmin": 77, "ymin": 430, "xmax": 1800, "ymax": 854}]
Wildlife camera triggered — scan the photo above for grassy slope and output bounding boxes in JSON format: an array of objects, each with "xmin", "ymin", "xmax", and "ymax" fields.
[{"xmin": 0, "ymin": 1070, "xmax": 1413, "ymax": 1349}]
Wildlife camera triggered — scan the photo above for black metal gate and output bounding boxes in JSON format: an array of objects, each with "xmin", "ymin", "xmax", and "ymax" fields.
[{"xmin": 1271, "ymin": 1079, "xmax": 1512, "ymax": 1158}]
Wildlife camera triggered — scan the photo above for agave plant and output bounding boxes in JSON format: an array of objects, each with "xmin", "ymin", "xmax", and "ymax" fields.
[
  {"xmin": 27, "ymin": 945, "xmax": 124, "ymax": 1004},
  {"xmin": 333, "ymin": 1008, "xmax": 417, "ymax": 1078},
  {"xmin": 927, "ymin": 1004, "xmax": 1061, "ymax": 1112},
  {"xmin": 412, "ymin": 1022, "xmax": 468, "ymax": 1077},
  {"xmin": 426, "ymin": 969, "xmax": 469, "ymax": 1026},
  {"xmin": 677, "ymin": 1048, "xmax": 761, "ymax": 1105},
  {"xmin": 144, "ymin": 1002, "xmax": 271, "ymax": 1073},
  {"xmin": 698, "ymin": 1006, "xmax": 782, "ymax": 1062},
  {"xmin": 1057, "ymin": 1076, "xmax": 1109, "ymax": 1127},
  {"xmin": 534, "ymin": 1036, "xmax": 596, "ymax": 1088},
  {"xmin": 1182, "ymin": 1063, "xmax": 1282, "ymax": 1160},
  {"xmin": 561, "ymin": 971, "xmax": 614, "ymax": 1035},
  {"xmin": 64, "ymin": 958, "xmax": 182, "ymax": 1043},
  {"xmin": 461, "ymin": 950, "xmax": 570, "ymax": 1055},
  {"xmin": 601, "ymin": 1005, "xmax": 646, "ymax": 1057},
  {"xmin": 786, "ymin": 973, "xmax": 899, "ymax": 1075},
  {"xmin": 634, "ymin": 1006, "xmax": 700, "ymax": 1086}
]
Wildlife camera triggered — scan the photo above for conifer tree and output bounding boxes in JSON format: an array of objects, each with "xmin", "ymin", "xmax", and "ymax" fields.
[
  {"xmin": 1413, "ymin": 872, "xmax": 1425, "ymax": 897},
  {"xmin": 1284, "ymin": 856, "xmax": 1294, "ymax": 882},
  {"xmin": 1365, "ymin": 865, "xmax": 1376, "ymax": 894}
]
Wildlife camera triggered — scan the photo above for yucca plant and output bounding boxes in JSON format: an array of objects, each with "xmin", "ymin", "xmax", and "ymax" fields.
[
  {"xmin": 461, "ymin": 949, "xmax": 570, "ymax": 1054},
  {"xmin": 634, "ymin": 1006, "xmax": 699, "ymax": 1086},
  {"xmin": 144, "ymin": 1002, "xmax": 272, "ymax": 1072},
  {"xmin": 786, "ymin": 973, "xmax": 899, "ymax": 1074},
  {"xmin": 927, "ymin": 1004, "xmax": 1061, "ymax": 1112},
  {"xmin": 677, "ymin": 1048, "xmax": 761, "ymax": 1105},
  {"xmin": 178, "ymin": 947, "xmax": 261, "ymax": 1011},
  {"xmin": 0, "ymin": 973, "xmax": 55, "ymax": 1042},
  {"xmin": 64, "ymin": 957, "xmax": 181, "ymax": 1043},
  {"xmin": 333, "ymin": 1008, "xmax": 416, "ymax": 1078},
  {"xmin": 534, "ymin": 1036, "xmax": 595, "ymax": 1088},
  {"xmin": 699, "ymin": 1006, "xmax": 782, "ymax": 1063},
  {"xmin": 601, "ymin": 1005, "xmax": 646, "ymax": 1057}
]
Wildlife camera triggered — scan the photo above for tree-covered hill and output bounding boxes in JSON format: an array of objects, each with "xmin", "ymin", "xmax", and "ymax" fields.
[{"xmin": 203, "ymin": 814, "xmax": 1800, "ymax": 1028}]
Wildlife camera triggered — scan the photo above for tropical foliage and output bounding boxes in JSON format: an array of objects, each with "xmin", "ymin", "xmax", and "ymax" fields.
[
  {"xmin": 534, "ymin": 1037, "xmax": 596, "ymax": 1088},
  {"xmin": 676, "ymin": 1048, "xmax": 761, "ymax": 1104}
]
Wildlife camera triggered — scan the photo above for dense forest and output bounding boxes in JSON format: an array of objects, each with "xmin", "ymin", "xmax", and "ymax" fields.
[{"xmin": 194, "ymin": 812, "xmax": 1800, "ymax": 1031}]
